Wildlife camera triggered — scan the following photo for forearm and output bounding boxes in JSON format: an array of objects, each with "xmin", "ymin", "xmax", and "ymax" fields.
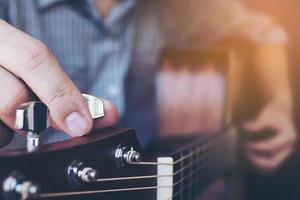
[{"xmin": 253, "ymin": 43, "xmax": 293, "ymax": 112}]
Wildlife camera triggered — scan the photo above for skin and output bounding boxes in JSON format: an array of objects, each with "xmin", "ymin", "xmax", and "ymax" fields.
[
  {"xmin": 0, "ymin": 20, "xmax": 118, "ymax": 147},
  {"xmin": 0, "ymin": 0, "xmax": 296, "ymax": 173},
  {"xmin": 95, "ymin": 0, "xmax": 117, "ymax": 18},
  {"xmin": 243, "ymin": 43, "xmax": 297, "ymax": 173}
]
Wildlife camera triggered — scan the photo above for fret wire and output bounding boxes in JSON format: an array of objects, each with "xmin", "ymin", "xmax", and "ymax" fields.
[
  {"xmin": 195, "ymin": 146, "xmax": 201, "ymax": 195},
  {"xmin": 172, "ymin": 132, "xmax": 225, "ymax": 154},
  {"xmin": 180, "ymin": 153, "xmax": 184, "ymax": 200},
  {"xmin": 173, "ymin": 151, "xmax": 194, "ymax": 165},
  {"xmin": 173, "ymin": 161, "xmax": 209, "ymax": 187},
  {"xmin": 35, "ymin": 185, "xmax": 173, "ymax": 199},
  {"xmin": 188, "ymin": 148, "xmax": 195, "ymax": 199},
  {"xmin": 172, "ymin": 150, "xmax": 219, "ymax": 196},
  {"xmin": 174, "ymin": 135, "xmax": 228, "ymax": 198},
  {"xmin": 172, "ymin": 133, "xmax": 226, "ymax": 165},
  {"xmin": 173, "ymin": 168, "xmax": 210, "ymax": 199},
  {"xmin": 173, "ymin": 150, "xmax": 210, "ymax": 176}
]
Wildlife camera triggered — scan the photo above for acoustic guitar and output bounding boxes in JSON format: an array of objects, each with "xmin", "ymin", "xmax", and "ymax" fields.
[
  {"xmin": 0, "ymin": 45, "xmax": 246, "ymax": 200},
  {"xmin": 0, "ymin": 126, "xmax": 237, "ymax": 200},
  {"xmin": 0, "ymin": 93, "xmax": 237, "ymax": 200}
]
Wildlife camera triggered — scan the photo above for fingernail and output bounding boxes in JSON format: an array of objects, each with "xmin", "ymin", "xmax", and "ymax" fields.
[{"xmin": 65, "ymin": 112, "xmax": 89, "ymax": 137}]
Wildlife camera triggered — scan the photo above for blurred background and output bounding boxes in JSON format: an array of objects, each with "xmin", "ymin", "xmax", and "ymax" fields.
[
  {"xmin": 156, "ymin": 0, "xmax": 300, "ymax": 199},
  {"xmin": 244, "ymin": 0, "xmax": 300, "ymax": 199}
]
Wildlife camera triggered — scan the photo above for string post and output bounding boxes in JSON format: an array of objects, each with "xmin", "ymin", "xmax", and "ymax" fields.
[
  {"xmin": 78, "ymin": 167, "xmax": 98, "ymax": 183},
  {"xmin": 67, "ymin": 160, "xmax": 98, "ymax": 189},
  {"xmin": 114, "ymin": 144, "xmax": 142, "ymax": 168},
  {"xmin": 2, "ymin": 172, "xmax": 40, "ymax": 200}
]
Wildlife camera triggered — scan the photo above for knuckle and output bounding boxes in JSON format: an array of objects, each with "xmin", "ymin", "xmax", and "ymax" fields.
[
  {"xmin": 48, "ymin": 83, "xmax": 75, "ymax": 112},
  {"xmin": 21, "ymin": 41, "xmax": 51, "ymax": 72}
]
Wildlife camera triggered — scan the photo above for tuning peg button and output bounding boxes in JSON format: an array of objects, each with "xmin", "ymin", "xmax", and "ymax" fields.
[
  {"xmin": 2, "ymin": 172, "xmax": 40, "ymax": 200},
  {"xmin": 82, "ymin": 94, "xmax": 104, "ymax": 119},
  {"xmin": 15, "ymin": 101, "xmax": 49, "ymax": 133},
  {"xmin": 15, "ymin": 102, "xmax": 49, "ymax": 152}
]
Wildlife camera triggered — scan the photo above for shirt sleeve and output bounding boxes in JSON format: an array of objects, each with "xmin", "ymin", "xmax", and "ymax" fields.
[
  {"xmin": 0, "ymin": 0, "xmax": 8, "ymax": 21},
  {"xmin": 161, "ymin": 0, "xmax": 288, "ymax": 45}
]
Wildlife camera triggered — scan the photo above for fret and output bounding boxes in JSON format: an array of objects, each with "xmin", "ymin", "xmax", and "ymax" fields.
[
  {"xmin": 180, "ymin": 153, "xmax": 184, "ymax": 200},
  {"xmin": 187, "ymin": 149, "xmax": 193, "ymax": 200},
  {"xmin": 191, "ymin": 147, "xmax": 198, "ymax": 199},
  {"xmin": 195, "ymin": 147, "xmax": 201, "ymax": 195},
  {"xmin": 166, "ymin": 128, "xmax": 237, "ymax": 200},
  {"xmin": 184, "ymin": 150, "xmax": 190, "ymax": 200}
]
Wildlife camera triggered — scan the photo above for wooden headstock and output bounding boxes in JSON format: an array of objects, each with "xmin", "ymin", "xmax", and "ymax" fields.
[{"xmin": 0, "ymin": 127, "xmax": 143, "ymax": 200}]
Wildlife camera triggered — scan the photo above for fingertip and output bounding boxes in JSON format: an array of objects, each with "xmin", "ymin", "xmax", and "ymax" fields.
[{"xmin": 65, "ymin": 111, "xmax": 93, "ymax": 137}]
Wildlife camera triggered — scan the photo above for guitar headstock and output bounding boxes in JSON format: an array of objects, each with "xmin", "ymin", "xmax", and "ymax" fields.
[{"xmin": 0, "ymin": 127, "xmax": 143, "ymax": 200}]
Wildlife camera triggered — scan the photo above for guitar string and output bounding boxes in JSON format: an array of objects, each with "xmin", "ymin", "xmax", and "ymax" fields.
[
  {"xmin": 34, "ymin": 155, "xmax": 216, "ymax": 199},
  {"xmin": 33, "ymin": 148, "xmax": 216, "ymax": 199},
  {"xmin": 34, "ymin": 185, "xmax": 173, "ymax": 199},
  {"xmin": 168, "ymin": 133, "xmax": 231, "ymax": 198},
  {"xmin": 131, "ymin": 139, "xmax": 214, "ymax": 167},
  {"xmin": 32, "ymin": 133, "xmax": 229, "ymax": 199},
  {"xmin": 172, "ymin": 161, "xmax": 209, "ymax": 188},
  {"xmin": 96, "ymin": 174, "xmax": 171, "ymax": 182},
  {"xmin": 95, "ymin": 146, "xmax": 212, "ymax": 183},
  {"xmin": 172, "ymin": 166, "xmax": 216, "ymax": 199},
  {"xmin": 173, "ymin": 145, "xmax": 220, "ymax": 198},
  {"xmin": 95, "ymin": 152, "xmax": 209, "ymax": 183},
  {"xmin": 132, "ymin": 133, "xmax": 226, "ymax": 167}
]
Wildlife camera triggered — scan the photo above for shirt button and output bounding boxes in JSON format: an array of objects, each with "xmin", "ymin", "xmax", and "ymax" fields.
[{"xmin": 107, "ymin": 85, "xmax": 120, "ymax": 98}]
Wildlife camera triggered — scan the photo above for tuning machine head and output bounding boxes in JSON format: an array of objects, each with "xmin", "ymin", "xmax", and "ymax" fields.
[
  {"xmin": 114, "ymin": 144, "xmax": 142, "ymax": 168},
  {"xmin": 2, "ymin": 172, "xmax": 40, "ymax": 200},
  {"xmin": 15, "ymin": 94, "xmax": 104, "ymax": 152},
  {"xmin": 15, "ymin": 101, "xmax": 49, "ymax": 133},
  {"xmin": 82, "ymin": 94, "xmax": 104, "ymax": 119},
  {"xmin": 15, "ymin": 101, "xmax": 49, "ymax": 152},
  {"xmin": 67, "ymin": 160, "xmax": 98, "ymax": 189}
]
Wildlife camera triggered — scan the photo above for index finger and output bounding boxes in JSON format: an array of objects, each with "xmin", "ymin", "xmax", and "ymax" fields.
[{"xmin": 0, "ymin": 20, "xmax": 93, "ymax": 137}]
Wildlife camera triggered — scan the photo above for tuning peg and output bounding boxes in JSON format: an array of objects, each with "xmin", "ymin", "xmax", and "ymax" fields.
[
  {"xmin": 15, "ymin": 101, "xmax": 49, "ymax": 152},
  {"xmin": 82, "ymin": 94, "xmax": 104, "ymax": 119},
  {"xmin": 115, "ymin": 144, "xmax": 142, "ymax": 168},
  {"xmin": 67, "ymin": 160, "xmax": 98, "ymax": 188},
  {"xmin": 15, "ymin": 94, "xmax": 104, "ymax": 152},
  {"xmin": 2, "ymin": 172, "xmax": 40, "ymax": 200}
]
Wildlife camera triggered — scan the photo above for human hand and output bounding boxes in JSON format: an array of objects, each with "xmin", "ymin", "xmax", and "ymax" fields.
[
  {"xmin": 243, "ymin": 99, "xmax": 297, "ymax": 173},
  {"xmin": 0, "ymin": 20, "xmax": 118, "ymax": 147}
]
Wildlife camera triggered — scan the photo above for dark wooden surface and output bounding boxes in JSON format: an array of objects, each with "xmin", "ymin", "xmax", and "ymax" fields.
[{"xmin": 0, "ymin": 127, "xmax": 149, "ymax": 199}]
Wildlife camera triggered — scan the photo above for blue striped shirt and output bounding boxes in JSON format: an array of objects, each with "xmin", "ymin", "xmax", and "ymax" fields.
[{"xmin": 0, "ymin": 0, "xmax": 287, "ymax": 149}]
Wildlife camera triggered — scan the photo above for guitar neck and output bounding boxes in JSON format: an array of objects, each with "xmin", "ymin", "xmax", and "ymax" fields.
[
  {"xmin": 156, "ymin": 127, "xmax": 238, "ymax": 200},
  {"xmin": 0, "ymin": 127, "xmax": 238, "ymax": 200}
]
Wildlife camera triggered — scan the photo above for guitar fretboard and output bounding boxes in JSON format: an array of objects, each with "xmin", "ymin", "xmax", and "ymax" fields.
[{"xmin": 156, "ymin": 127, "xmax": 238, "ymax": 200}]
